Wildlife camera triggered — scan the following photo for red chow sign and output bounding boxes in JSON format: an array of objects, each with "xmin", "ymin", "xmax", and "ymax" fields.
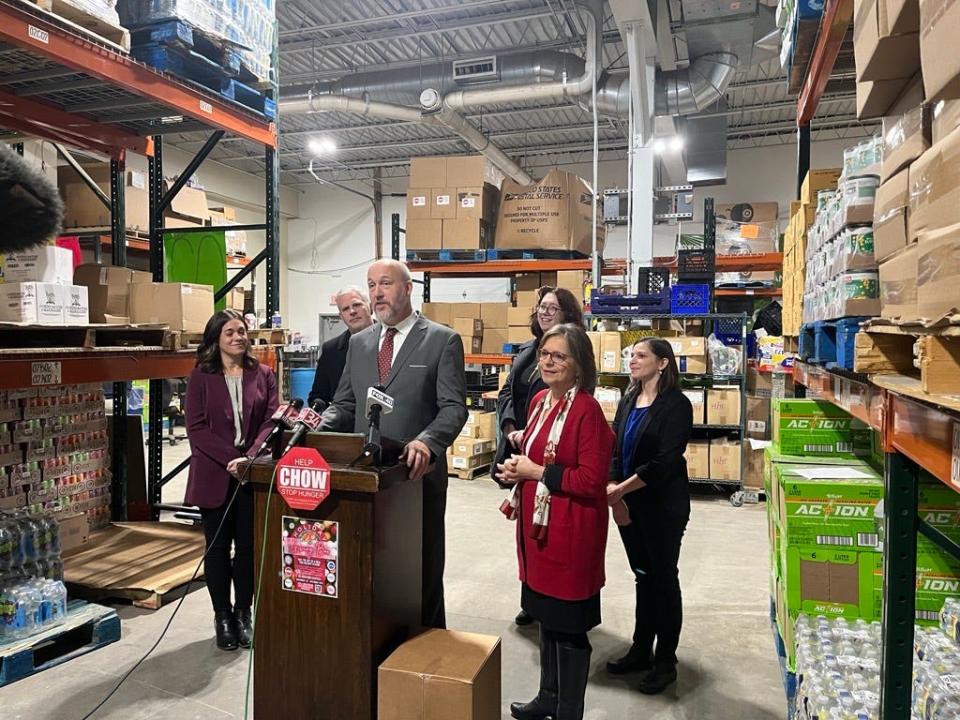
[{"xmin": 275, "ymin": 447, "xmax": 331, "ymax": 511}]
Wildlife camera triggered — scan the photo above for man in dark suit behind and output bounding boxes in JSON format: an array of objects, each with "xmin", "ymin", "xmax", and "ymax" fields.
[
  {"xmin": 308, "ymin": 287, "xmax": 373, "ymax": 406},
  {"xmin": 320, "ymin": 259, "xmax": 467, "ymax": 629}
]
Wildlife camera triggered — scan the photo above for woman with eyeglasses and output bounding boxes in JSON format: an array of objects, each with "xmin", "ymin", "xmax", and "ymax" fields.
[
  {"xmin": 496, "ymin": 323, "xmax": 613, "ymax": 720},
  {"xmin": 606, "ymin": 338, "xmax": 693, "ymax": 695},
  {"xmin": 495, "ymin": 286, "xmax": 584, "ymax": 626}
]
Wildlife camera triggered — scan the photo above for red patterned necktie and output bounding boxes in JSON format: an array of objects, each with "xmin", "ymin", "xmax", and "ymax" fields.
[{"xmin": 378, "ymin": 327, "xmax": 398, "ymax": 384}]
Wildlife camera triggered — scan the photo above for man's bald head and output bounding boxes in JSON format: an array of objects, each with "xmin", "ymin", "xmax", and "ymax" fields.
[{"xmin": 367, "ymin": 259, "xmax": 414, "ymax": 326}]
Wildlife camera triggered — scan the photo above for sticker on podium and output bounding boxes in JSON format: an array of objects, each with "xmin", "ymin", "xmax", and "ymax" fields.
[
  {"xmin": 275, "ymin": 447, "xmax": 331, "ymax": 510},
  {"xmin": 281, "ymin": 517, "xmax": 339, "ymax": 598}
]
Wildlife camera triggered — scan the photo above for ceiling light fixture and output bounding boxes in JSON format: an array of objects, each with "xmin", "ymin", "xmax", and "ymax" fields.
[{"xmin": 308, "ymin": 137, "xmax": 338, "ymax": 155}]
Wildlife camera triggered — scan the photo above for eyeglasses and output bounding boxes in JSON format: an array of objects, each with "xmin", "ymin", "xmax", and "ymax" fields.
[
  {"xmin": 538, "ymin": 350, "xmax": 571, "ymax": 365},
  {"xmin": 537, "ymin": 304, "xmax": 562, "ymax": 317}
]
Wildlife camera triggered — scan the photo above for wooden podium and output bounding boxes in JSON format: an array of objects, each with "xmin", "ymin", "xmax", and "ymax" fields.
[{"xmin": 247, "ymin": 433, "xmax": 422, "ymax": 719}]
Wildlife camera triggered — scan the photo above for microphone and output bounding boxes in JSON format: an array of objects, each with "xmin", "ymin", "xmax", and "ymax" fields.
[
  {"xmin": 363, "ymin": 386, "xmax": 395, "ymax": 458},
  {"xmin": 281, "ymin": 400, "xmax": 326, "ymax": 456},
  {"xmin": 255, "ymin": 399, "xmax": 303, "ymax": 455},
  {"xmin": 0, "ymin": 146, "xmax": 65, "ymax": 252}
]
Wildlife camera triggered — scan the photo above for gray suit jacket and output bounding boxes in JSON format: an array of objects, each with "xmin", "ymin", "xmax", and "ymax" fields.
[{"xmin": 321, "ymin": 313, "xmax": 468, "ymax": 480}]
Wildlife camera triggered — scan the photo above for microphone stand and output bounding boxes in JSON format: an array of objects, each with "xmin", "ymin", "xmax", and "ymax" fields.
[{"xmin": 352, "ymin": 403, "xmax": 383, "ymax": 467}]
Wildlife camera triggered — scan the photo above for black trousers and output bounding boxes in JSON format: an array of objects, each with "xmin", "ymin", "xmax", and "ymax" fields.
[
  {"xmin": 422, "ymin": 473, "xmax": 447, "ymax": 629},
  {"xmin": 199, "ymin": 479, "xmax": 254, "ymax": 614},
  {"xmin": 617, "ymin": 507, "xmax": 688, "ymax": 669}
]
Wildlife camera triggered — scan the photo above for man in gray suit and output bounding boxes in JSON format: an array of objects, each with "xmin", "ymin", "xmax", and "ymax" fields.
[{"xmin": 320, "ymin": 259, "xmax": 467, "ymax": 629}]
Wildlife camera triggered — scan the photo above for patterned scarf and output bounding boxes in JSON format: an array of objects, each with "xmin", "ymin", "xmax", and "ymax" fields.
[{"xmin": 500, "ymin": 386, "xmax": 578, "ymax": 540}]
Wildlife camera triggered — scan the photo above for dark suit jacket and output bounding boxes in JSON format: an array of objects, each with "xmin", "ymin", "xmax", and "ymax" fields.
[
  {"xmin": 308, "ymin": 329, "xmax": 351, "ymax": 406},
  {"xmin": 493, "ymin": 338, "xmax": 545, "ymax": 472},
  {"xmin": 184, "ymin": 363, "xmax": 279, "ymax": 509},
  {"xmin": 610, "ymin": 386, "xmax": 693, "ymax": 518}
]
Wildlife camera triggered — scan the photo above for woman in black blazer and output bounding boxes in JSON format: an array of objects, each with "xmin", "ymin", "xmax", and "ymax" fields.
[
  {"xmin": 495, "ymin": 285, "xmax": 583, "ymax": 625},
  {"xmin": 606, "ymin": 337, "xmax": 693, "ymax": 695}
]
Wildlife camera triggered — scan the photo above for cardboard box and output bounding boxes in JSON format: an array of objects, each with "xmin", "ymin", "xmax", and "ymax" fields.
[
  {"xmin": 446, "ymin": 155, "xmax": 498, "ymax": 188},
  {"xmin": 495, "ymin": 170, "xmax": 603, "ymax": 256},
  {"xmin": 914, "ymin": 542, "xmax": 960, "ymax": 622},
  {"xmin": 555, "ymin": 270, "xmax": 587, "ymax": 298},
  {"xmin": 481, "ymin": 327, "xmax": 509, "ymax": 354},
  {"xmin": 706, "ymin": 387, "xmax": 741, "ymax": 426},
  {"xmin": 421, "ymin": 302, "xmax": 453, "ymax": 326},
  {"xmin": 480, "ymin": 303, "xmax": 510, "ymax": 329},
  {"xmin": 443, "ymin": 218, "xmax": 491, "ymax": 250},
  {"xmin": 453, "ymin": 317, "xmax": 483, "ymax": 337},
  {"xmin": 933, "ymin": 99, "xmax": 960, "ymax": 144},
  {"xmin": 920, "ymin": 0, "xmax": 960, "ymax": 101},
  {"xmin": 459, "ymin": 334, "xmax": 482, "ymax": 355},
  {"xmin": 743, "ymin": 440, "xmax": 766, "ymax": 490},
  {"xmin": 448, "ymin": 451, "xmax": 495, "ymax": 470},
  {"xmin": 515, "ymin": 273, "xmax": 542, "ymax": 292},
  {"xmin": 432, "ymin": 188, "xmax": 457, "ymax": 220},
  {"xmin": 449, "ymin": 303, "xmax": 482, "ymax": 320},
  {"xmin": 666, "ymin": 336, "xmax": 706, "ymax": 357},
  {"xmin": 63, "ymin": 284, "xmax": 89, "ymax": 325},
  {"xmin": 772, "ymin": 399, "xmax": 872, "ymax": 458},
  {"xmin": 507, "ymin": 326, "xmax": 531, "ymax": 344},
  {"xmin": 586, "ymin": 331, "xmax": 601, "ymax": 369},
  {"xmin": 409, "ymin": 157, "xmax": 446, "ymax": 188},
  {"xmin": 857, "ymin": 76, "xmax": 913, "ymax": 120},
  {"xmin": 854, "ymin": 0, "xmax": 920, "ymax": 82},
  {"xmin": 917, "ymin": 222, "xmax": 960, "ymax": 321},
  {"xmin": 406, "ymin": 219, "xmax": 442, "ymax": 250},
  {"xmin": 879, "ymin": 243, "xmax": 919, "ymax": 320},
  {"xmin": 801, "ymin": 169, "xmax": 843, "ymax": 207},
  {"xmin": 882, "ymin": 104, "xmax": 931, "ymax": 181},
  {"xmin": 462, "ymin": 411, "xmax": 497, "ymax": 439},
  {"xmin": 406, "ymin": 191, "xmax": 431, "ymax": 220},
  {"xmin": 378, "ymin": 629, "xmax": 500, "ymax": 720},
  {"xmin": 594, "ymin": 386, "xmax": 621, "ymax": 422},
  {"xmin": 515, "ymin": 290, "xmax": 539, "ymax": 311},
  {"xmin": 678, "ymin": 356, "xmax": 708, "ymax": 374},
  {"xmin": 709, "ymin": 440, "xmax": 741, "ymax": 481},
  {"xmin": 74, "ymin": 263, "xmax": 151, "ymax": 322},
  {"xmin": 452, "ymin": 437, "xmax": 495, "ymax": 458},
  {"xmin": 874, "ymin": 169, "xmax": 911, "ymax": 264},
  {"xmin": 0, "ymin": 246, "xmax": 73, "ymax": 287},
  {"xmin": 58, "ymin": 166, "xmax": 150, "ymax": 231},
  {"xmin": 599, "ymin": 332, "xmax": 622, "ymax": 373},
  {"xmin": 0, "ymin": 282, "xmax": 64, "ymax": 324},
  {"xmin": 683, "ymin": 389, "xmax": 705, "ymax": 425},
  {"xmin": 746, "ymin": 395, "xmax": 772, "ymax": 439},
  {"xmin": 784, "ymin": 544, "xmax": 882, "ymax": 622},
  {"xmin": 162, "ymin": 179, "xmax": 207, "ymax": 226},
  {"xmin": 457, "ymin": 184, "xmax": 499, "ymax": 223},
  {"xmin": 128, "ymin": 282, "xmax": 214, "ymax": 333},
  {"xmin": 909, "ymin": 125, "xmax": 960, "ymax": 242},
  {"xmin": 508, "ymin": 305, "xmax": 532, "ymax": 327},
  {"xmin": 57, "ymin": 512, "xmax": 89, "ymax": 553},
  {"xmin": 684, "ymin": 440, "xmax": 709, "ymax": 479},
  {"xmin": 747, "ymin": 366, "xmax": 796, "ymax": 398}
]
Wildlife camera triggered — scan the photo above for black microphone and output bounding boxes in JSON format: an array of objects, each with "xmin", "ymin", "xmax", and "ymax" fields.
[
  {"xmin": 363, "ymin": 386, "xmax": 395, "ymax": 458},
  {"xmin": 255, "ymin": 399, "xmax": 303, "ymax": 455},
  {"xmin": 282, "ymin": 400, "xmax": 326, "ymax": 456},
  {"xmin": 0, "ymin": 146, "xmax": 65, "ymax": 252}
]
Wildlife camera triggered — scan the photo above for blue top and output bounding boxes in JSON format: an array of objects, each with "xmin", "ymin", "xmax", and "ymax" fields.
[{"xmin": 621, "ymin": 405, "xmax": 650, "ymax": 480}]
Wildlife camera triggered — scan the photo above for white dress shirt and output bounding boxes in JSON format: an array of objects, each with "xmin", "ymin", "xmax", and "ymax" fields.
[{"xmin": 378, "ymin": 311, "xmax": 418, "ymax": 363}]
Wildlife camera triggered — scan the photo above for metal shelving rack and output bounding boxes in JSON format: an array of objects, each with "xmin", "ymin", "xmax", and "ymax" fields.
[
  {"xmin": 0, "ymin": 0, "xmax": 279, "ymax": 522},
  {"xmin": 792, "ymin": 361, "xmax": 960, "ymax": 720}
]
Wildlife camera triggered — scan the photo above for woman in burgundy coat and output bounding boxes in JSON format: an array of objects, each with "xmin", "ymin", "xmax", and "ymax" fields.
[
  {"xmin": 496, "ymin": 323, "xmax": 614, "ymax": 720},
  {"xmin": 184, "ymin": 309, "xmax": 279, "ymax": 651}
]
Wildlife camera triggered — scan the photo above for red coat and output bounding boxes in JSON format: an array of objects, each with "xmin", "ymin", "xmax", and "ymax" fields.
[
  {"xmin": 184, "ymin": 364, "xmax": 279, "ymax": 508},
  {"xmin": 515, "ymin": 389, "xmax": 614, "ymax": 601}
]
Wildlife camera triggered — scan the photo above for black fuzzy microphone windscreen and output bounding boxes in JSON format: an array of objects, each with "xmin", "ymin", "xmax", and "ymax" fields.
[{"xmin": 0, "ymin": 145, "xmax": 65, "ymax": 253}]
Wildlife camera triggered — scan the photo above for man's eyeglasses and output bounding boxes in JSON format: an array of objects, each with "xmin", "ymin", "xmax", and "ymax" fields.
[
  {"xmin": 537, "ymin": 304, "xmax": 562, "ymax": 317},
  {"xmin": 538, "ymin": 350, "xmax": 571, "ymax": 365}
]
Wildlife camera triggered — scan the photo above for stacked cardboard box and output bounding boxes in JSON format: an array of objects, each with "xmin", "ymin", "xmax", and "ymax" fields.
[
  {"xmin": 0, "ymin": 246, "xmax": 90, "ymax": 326},
  {"xmin": 406, "ymin": 156, "xmax": 502, "ymax": 251},
  {"xmin": 667, "ymin": 335, "xmax": 707, "ymax": 374},
  {"xmin": 593, "ymin": 386, "xmax": 621, "ymax": 423},
  {"xmin": 0, "ymin": 383, "xmax": 111, "ymax": 533},
  {"xmin": 58, "ymin": 165, "xmax": 150, "ymax": 231},
  {"xmin": 74, "ymin": 263, "xmax": 153, "ymax": 323},
  {"xmin": 449, "ymin": 411, "xmax": 497, "ymax": 474},
  {"xmin": 783, "ymin": 199, "xmax": 816, "ymax": 336},
  {"xmin": 454, "ymin": 317, "xmax": 483, "ymax": 356},
  {"xmin": 480, "ymin": 303, "xmax": 510, "ymax": 354},
  {"xmin": 742, "ymin": 365, "xmax": 796, "ymax": 490},
  {"xmin": 128, "ymin": 282, "xmax": 215, "ymax": 333},
  {"xmin": 853, "ymin": 0, "xmax": 921, "ymax": 120}
]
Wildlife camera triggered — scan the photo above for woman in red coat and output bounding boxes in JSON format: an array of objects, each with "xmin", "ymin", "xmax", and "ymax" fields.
[
  {"xmin": 184, "ymin": 309, "xmax": 279, "ymax": 651},
  {"xmin": 496, "ymin": 323, "xmax": 614, "ymax": 720}
]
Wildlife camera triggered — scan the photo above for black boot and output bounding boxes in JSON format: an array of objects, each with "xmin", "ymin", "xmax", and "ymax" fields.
[
  {"xmin": 555, "ymin": 642, "xmax": 591, "ymax": 720},
  {"xmin": 515, "ymin": 609, "xmax": 535, "ymax": 626},
  {"xmin": 638, "ymin": 665, "xmax": 678, "ymax": 695},
  {"xmin": 510, "ymin": 629, "xmax": 558, "ymax": 720},
  {"xmin": 606, "ymin": 644, "xmax": 653, "ymax": 675},
  {"xmin": 214, "ymin": 609, "xmax": 238, "ymax": 651},
  {"xmin": 234, "ymin": 607, "xmax": 253, "ymax": 649}
]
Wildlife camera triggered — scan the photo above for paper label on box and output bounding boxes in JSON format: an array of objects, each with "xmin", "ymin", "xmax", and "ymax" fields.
[
  {"xmin": 748, "ymin": 420, "xmax": 766, "ymax": 433},
  {"xmin": 281, "ymin": 516, "xmax": 339, "ymax": 598},
  {"xmin": 182, "ymin": 286, "xmax": 192, "ymax": 294},
  {"xmin": 436, "ymin": 195, "xmax": 451, "ymax": 206},
  {"xmin": 130, "ymin": 171, "xmax": 146, "ymax": 190},
  {"xmin": 461, "ymin": 197, "xmax": 476, "ymax": 208},
  {"xmin": 31, "ymin": 361, "xmax": 61, "ymax": 386},
  {"xmin": 412, "ymin": 196, "xmax": 427, "ymax": 207}
]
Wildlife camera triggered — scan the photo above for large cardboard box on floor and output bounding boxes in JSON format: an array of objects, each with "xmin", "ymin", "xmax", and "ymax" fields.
[
  {"xmin": 920, "ymin": 0, "xmax": 960, "ymax": 101},
  {"xmin": 706, "ymin": 387, "xmax": 741, "ymax": 426},
  {"xmin": 742, "ymin": 439, "xmax": 767, "ymax": 490},
  {"xmin": 684, "ymin": 440, "xmax": 709, "ymax": 479},
  {"xmin": 879, "ymin": 243, "xmax": 919, "ymax": 320},
  {"xmin": 451, "ymin": 437, "xmax": 494, "ymax": 458},
  {"xmin": 128, "ymin": 282, "xmax": 214, "ymax": 333},
  {"xmin": 854, "ymin": 0, "xmax": 920, "ymax": 83},
  {"xmin": 709, "ymin": 439, "xmax": 741, "ymax": 482},
  {"xmin": 378, "ymin": 629, "xmax": 501, "ymax": 720},
  {"xmin": 448, "ymin": 451, "xmax": 495, "ymax": 471},
  {"xmin": 495, "ymin": 170, "xmax": 602, "ymax": 256},
  {"xmin": 460, "ymin": 410, "xmax": 497, "ymax": 439},
  {"xmin": 917, "ymin": 222, "xmax": 960, "ymax": 321},
  {"xmin": 909, "ymin": 125, "xmax": 960, "ymax": 242}
]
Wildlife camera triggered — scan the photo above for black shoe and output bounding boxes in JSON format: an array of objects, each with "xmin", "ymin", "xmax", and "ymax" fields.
[
  {"xmin": 510, "ymin": 693, "xmax": 557, "ymax": 720},
  {"xmin": 638, "ymin": 666, "xmax": 678, "ymax": 695},
  {"xmin": 234, "ymin": 607, "xmax": 253, "ymax": 649},
  {"xmin": 515, "ymin": 609, "xmax": 535, "ymax": 626},
  {"xmin": 556, "ymin": 642, "xmax": 591, "ymax": 720},
  {"xmin": 510, "ymin": 628, "xmax": 558, "ymax": 720},
  {"xmin": 606, "ymin": 645, "xmax": 653, "ymax": 675},
  {"xmin": 214, "ymin": 609, "xmax": 239, "ymax": 651}
]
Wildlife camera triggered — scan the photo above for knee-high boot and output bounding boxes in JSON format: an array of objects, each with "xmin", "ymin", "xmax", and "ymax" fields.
[
  {"xmin": 510, "ymin": 628, "xmax": 558, "ymax": 720},
  {"xmin": 556, "ymin": 641, "xmax": 591, "ymax": 720}
]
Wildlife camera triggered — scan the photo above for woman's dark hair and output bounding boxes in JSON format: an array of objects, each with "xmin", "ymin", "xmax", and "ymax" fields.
[
  {"xmin": 538, "ymin": 323, "xmax": 597, "ymax": 394},
  {"xmin": 196, "ymin": 309, "xmax": 258, "ymax": 373},
  {"xmin": 528, "ymin": 286, "xmax": 585, "ymax": 338},
  {"xmin": 629, "ymin": 337, "xmax": 680, "ymax": 394}
]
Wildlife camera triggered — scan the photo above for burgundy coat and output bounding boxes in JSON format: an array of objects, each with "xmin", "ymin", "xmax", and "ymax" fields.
[
  {"xmin": 515, "ymin": 389, "xmax": 614, "ymax": 601},
  {"xmin": 184, "ymin": 363, "xmax": 279, "ymax": 509}
]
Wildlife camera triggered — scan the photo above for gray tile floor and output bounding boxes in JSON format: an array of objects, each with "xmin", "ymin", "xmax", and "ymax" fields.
[{"xmin": 0, "ymin": 438, "xmax": 786, "ymax": 719}]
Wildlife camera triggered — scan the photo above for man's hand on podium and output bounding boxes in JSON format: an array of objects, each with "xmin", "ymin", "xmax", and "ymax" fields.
[{"xmin": 401, "ymin": 439, "xmax": 431, "ymax": 482}]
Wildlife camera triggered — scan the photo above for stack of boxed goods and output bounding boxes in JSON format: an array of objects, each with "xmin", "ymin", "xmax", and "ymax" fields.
[
  {"xmin": 58, "ymin": 165, "xmax": 150, "ymax": 232},
  {"xmin": 742, "ymin": 339, "xmax": 797, "ymax": 490},
  {"xmin": 74, "ymin": 263, "xmax": 153, "ymax": 324},
  {"xmin": 852, "ymin": 0, "xmax": 921, "ymax": 121},
  {"xmin": 0, "ymin": 383, "xmax": 112, "ymax": 533},
  {"xmin": 480, "ymin": 303, "xmax": 510, "ymax": 354},
  {"xmin": 453, "ymin": 315, "xmax": 483, "ymax": 355},
  {"xmin": 405, "ymin": 156, "xmax": 501, "ymax": 252},
  {"xmin": 706, "ymin": 387, "xmax": 742, "ymax": 482},
  {"xmin": 0, "ymin": 246, "xmax": 90, "ymax": 326},
  {"xmin": 782, "ymin": 199, "xmax": 815, "ymax": 336},
  {"xmin": 448, "ymin": 411, "xmax": 497, "ymax": 475}
]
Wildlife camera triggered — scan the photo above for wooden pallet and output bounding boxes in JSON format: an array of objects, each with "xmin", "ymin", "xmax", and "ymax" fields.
[
  {"xmin": 28, "ymin": 0, "xmax": 131, "ymax": 51},
  {"xmin": 854, "ymin": 323, "xmax": 960, "ymax": 395},
  {"xmin": 485, "ymin": 248, "xmax": 588, "ymax": 260},
  {"xmin": 0, "ymin": 600, "xmax": 120, "ymax": 687},
  {"xmin": 0, "ymin": 323, "xmax": 169, "ymax": 350},
  {"xmin": 164, "ymin": 330, "xmax": 204, "ymax": 350},
  {"xmin": 450, "ymin": 463, "xmax": 492, "ymax": 481}
]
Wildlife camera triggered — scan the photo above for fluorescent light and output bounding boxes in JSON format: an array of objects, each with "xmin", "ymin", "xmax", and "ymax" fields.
[
  {"xmin": 669, "ymin": 135, "xmax": 685, "ymax": 152},
  {"xmin": 652, "ymin": 139, "xmax": 666, "ymax": 154},
  {"xmin": 308, "ymin": 137, "xmax": 337, "ymax": 155}
]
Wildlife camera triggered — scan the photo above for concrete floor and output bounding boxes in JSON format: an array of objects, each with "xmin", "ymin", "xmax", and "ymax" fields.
[{"xmin": 0, "ymin": 438, "xmax": 786, "ymax": 719}]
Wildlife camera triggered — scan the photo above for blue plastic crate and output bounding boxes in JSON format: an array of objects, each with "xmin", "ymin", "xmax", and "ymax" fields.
[
  {"xmin": 670, "ymin": 284, "xmax": 711, "ymax": 314},
  {"xmin": 590, "ymin": 290, "xmax": 670, "ymax": 315},
  {"xmin": 812, "ymin": 321, "xmax": 837, "ymax": 364},
  {"xmin": 713, "ymin": 317, "xmax": 744, "ymax": 345},
  {"xmin": 798, "ymin": 323, "xmax": 816, "ymax": 360},
  {"xmin": 834, "ymin": 317, "xmax": 869, "ymax": 371}
]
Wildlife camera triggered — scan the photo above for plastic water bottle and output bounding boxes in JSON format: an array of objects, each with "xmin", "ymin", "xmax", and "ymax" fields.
[{"xmin": 0, "ymin": 517, "xmax": 15, "ymax": 573}]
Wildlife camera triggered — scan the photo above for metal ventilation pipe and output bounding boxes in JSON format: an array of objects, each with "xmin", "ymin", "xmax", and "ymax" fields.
[
  {"xmin": 279, "ymin": 92, "xmax": 425, "ymax": 121},
  {"xmin": 654, "ymin": 52, "xmax": 739, "ymax": 116}
]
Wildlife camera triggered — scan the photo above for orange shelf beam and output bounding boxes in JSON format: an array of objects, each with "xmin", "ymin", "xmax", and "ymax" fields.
[
  {"xmin": 0, "ymin": 350, "xmax": 196, "ymax": 390},
  {"xmin": 797, "ymin": 0, "xmax": 855, "ymax": 125},
  {"xmin": 408, "ymin": 259, "xmax": 592, "ymax": 274},
  {"xmin": 889, "ymin": 393, "xmax": 957, "ymax": 489},
  {"xmin": 465, "ymin": 353, "xmax": 514, "ymax": 366}
]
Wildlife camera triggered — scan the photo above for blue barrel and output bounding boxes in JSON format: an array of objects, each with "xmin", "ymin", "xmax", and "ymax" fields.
[{"xmin": 289, "ymin": 368, "xmax": 315, "ymax": 404}]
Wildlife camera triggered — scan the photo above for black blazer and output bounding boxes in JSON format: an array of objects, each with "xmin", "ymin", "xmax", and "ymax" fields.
[
  {"xmin": 611, "ymin": 386, "xmax": 693, "ymax": 517},
  {"xmin": 308, "ymin": 329, "xmax": 351, "ymax": 406},
  {"xmin": 493, "ymin": 339, "xmax": 547, "ymax": 476}
]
